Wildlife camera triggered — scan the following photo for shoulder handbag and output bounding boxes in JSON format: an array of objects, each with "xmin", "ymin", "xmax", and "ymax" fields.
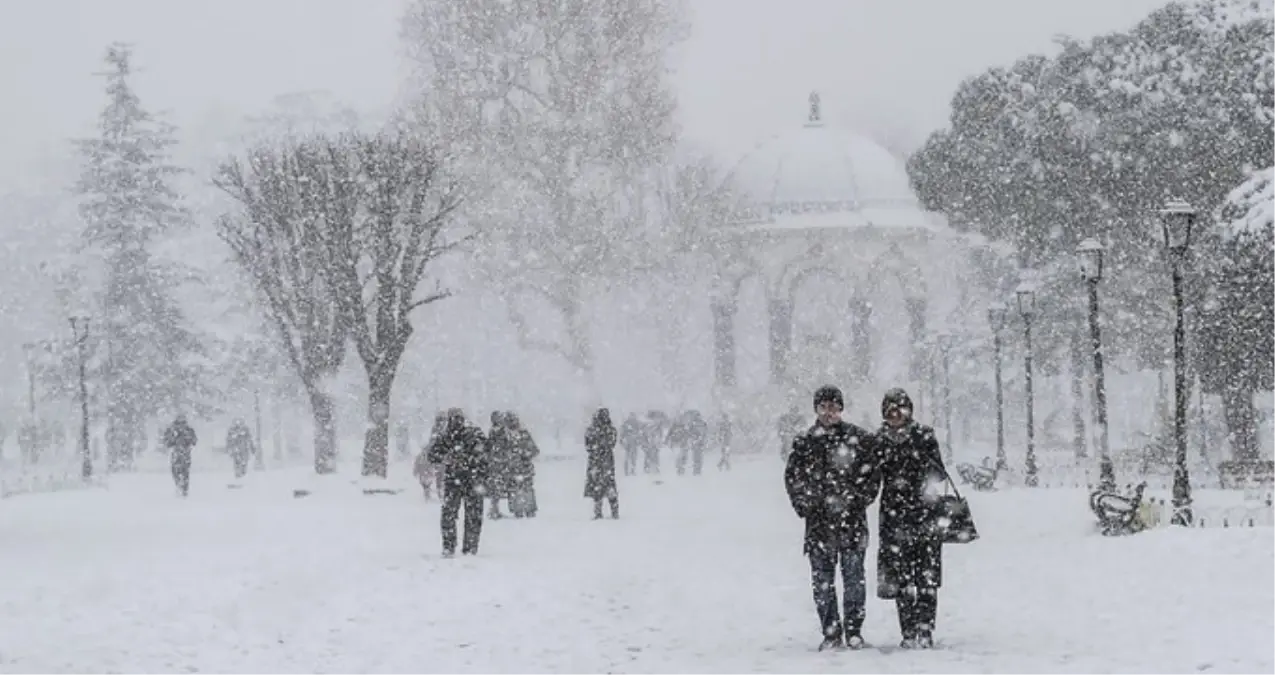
[{"xmin": 929, "ymin": 459, "xmax": 980, "ymax": 544}]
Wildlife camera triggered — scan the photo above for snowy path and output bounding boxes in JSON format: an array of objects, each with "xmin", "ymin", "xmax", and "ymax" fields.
[{"xmin": 0, "ymin": 457, "xmax": 1271, "ymax": 673}]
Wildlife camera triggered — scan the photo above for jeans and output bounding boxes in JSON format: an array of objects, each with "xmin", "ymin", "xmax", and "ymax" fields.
[
  {"xmin": 809, "ymin": 544, "xmax": 867, "ymax": 637},
  {"xmin": 441, "ymin": 487, "xmax": 484, "ymax": 555}
]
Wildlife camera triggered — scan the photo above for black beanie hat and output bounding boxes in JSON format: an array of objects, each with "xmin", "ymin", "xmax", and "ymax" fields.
[
  {"xmin": 813, "ymin": 385, "xmax": 844, "ymax": 410},
  {"xmin": 881, "ymin": 388, "xmax": 913, "ymax": 418}
]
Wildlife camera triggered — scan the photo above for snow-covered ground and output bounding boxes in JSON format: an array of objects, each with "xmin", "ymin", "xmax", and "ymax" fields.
[{"xmin": 0, "ymin": 454, "xmax": 1271, "ymax": 673}]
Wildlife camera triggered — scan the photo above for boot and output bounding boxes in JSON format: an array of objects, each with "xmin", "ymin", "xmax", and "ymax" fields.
[{"xmin": 818, "ymin": 634, "xmax": 844, "ymax": 652}]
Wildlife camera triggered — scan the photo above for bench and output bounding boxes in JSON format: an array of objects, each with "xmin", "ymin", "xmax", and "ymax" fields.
[
  {"xmin": 1089, "ymin": 482, "xmax": 1148, "ymax": 536},
  {"xmin": 955, "ymin": 463, "xmax": 998, "ymax": 492}
]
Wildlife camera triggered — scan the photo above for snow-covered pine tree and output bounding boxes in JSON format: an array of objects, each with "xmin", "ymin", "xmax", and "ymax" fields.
[{"xmin": 74, "ymin": 43, "xmax": 209, "ymax": 471}]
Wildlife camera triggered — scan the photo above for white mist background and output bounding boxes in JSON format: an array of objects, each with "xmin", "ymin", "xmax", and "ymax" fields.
[{"xmin": 4, "ymin": 0, "xmax": 1246, "ymax": 461}]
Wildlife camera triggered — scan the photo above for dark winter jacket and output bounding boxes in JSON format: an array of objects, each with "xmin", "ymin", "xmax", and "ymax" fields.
[
  {"xmin": 427, "ymin": 422, "xmax": 489, "ymax": 497},
  {"xmin": 486, "ymin": 424, "xmax": 516, "ymax": 494},
  {"xmin": 225, "ymin": 423, "xmax": 254, "ymax": 459},
  {"xmin": 876, "ymin": 421, "xmax": 948, "ymax": 591},
  {"xmin": 584, "ymin": 415, "xmax": 618, "ymax": 499},
  {"xmin": 784, "ymin": 420, "xmax": 880, "ymax": 555},
  {"xmin": 164, "ymin": 419, "xmax": 197, "ymax": 463},
  {"xmin": 509, "ymin": 426, "xmax": 540, "ymax": 479}
]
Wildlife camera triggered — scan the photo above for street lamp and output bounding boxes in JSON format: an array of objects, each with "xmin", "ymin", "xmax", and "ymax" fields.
[
  {"xmin": 22, "ymin": 342, "xmax": 36, "ymax": 417},
  {"xmin": 937, "ymin": 332, "xmax": 955, "ymax": 463},
  {"xmin": 987, "ymin": 302, "xmax": 1008, "ymax": 472},
  {"xmin": 1159, "ymin": 198, "xmax": 1196, "ymax": 526},
  {"xmin": 1077, "ymin": 238, "xmax": 1115, "ymax": 490},
  {"xmin": 1016, "ymin": 282, "xmax": 1039, "ymax": 487},
  {"xmin": 69, "ymin": 316, "xmax": 92, "ymax": 481}
]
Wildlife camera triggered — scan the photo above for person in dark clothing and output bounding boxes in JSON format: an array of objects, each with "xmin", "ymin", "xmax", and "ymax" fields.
[
  {"xmin": 716, "ymin": 413, "xmax": 732, "ymax": 471},
  {"xmin": 427, "ymin": 408, "xmax": 490, "ymax": 557},
  {"xmin": 584, "ymin": 408, "xmax": 619, "ymax": 519},
  {"xmin": 225, "ymin": 419, "xmax": 254, "ymax": 480},
  {"xmin": 619, "ymin": 413, "xmax": 642, "ymax": 476},
  {"xmin": 686, "ymin": 410, "xmax": 708, "ymax": 475},
  {"xmin": 669, "ymin": 411, "xmax": 691, "ymax": 475},
  {"xmin": 874, "ymin": 388, "xmax": 948, "ymax": 650},
  {"xmin": 486, "ymin": 411, "xmax": 514, "ymax": 519},
  {"xmin": 784, "ymin": 385, "xmax": 880, "ymax": 651},
  {"xmin": 642, "ymin": 410, "xmax": 666, "ymax": 474},
  {"xmin": 163, "ymin": 415, "xmax": 198, "ymax": 497},
  {"xmin": 506, "ymin": 412, "xmax": 540, "ymax": 518}
]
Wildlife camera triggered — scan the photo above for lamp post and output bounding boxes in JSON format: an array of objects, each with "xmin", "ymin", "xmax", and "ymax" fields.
[
  {"xmin": 937, "ymin": 332, "xmax": 955, "ymax": 463},
  {"xmin": 254, "ymin": 387, "xmax": 265, "ymax": 471},
  {"xmin": 1077, "ymin": 238, "xmax": 1115, "ymax": 490},
  {"xmin": 1159, "ymin": 199, "xmax": 1196, "ymax": 526},
  {"xmin": 22, "ymin": 342, "xmax": 36, "ymax": 418},
  {"xmin": 1016, "ymin": 283, "xmax": 1039, "ymax": 487},
  {"xmin": 987, "ymin": 302, "xmax": 1008, "ymax": 472},
  {"xmin": 69, "ymin": 316, "xmax": 91, "ymax": 481}
]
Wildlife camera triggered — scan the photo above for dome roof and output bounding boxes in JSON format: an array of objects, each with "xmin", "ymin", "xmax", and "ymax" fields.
[{"xmin": 726, "ymin": 92, "xmax": 932, "ymax": 230}]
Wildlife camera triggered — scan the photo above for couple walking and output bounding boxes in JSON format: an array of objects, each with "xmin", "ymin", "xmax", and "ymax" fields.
[{"xmin": 784, "ymin": 385, "xmax": 951, "ymax": 651}]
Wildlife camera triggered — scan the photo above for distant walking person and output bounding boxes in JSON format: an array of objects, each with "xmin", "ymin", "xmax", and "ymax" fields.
[
  {"xmin": 225, "ymin": 419, "xmax": 254, "ymax": 480},
  {"xmin": 584, "ymin": 408, "xmax": 620, "ymax": 520},
  {"xmin": 164, "ymin": 414, "xmax": 198, "ymax": 497},
  {"xmin": 506, "ymin": 412, "xmax": 541, "ymax": 518},
  {"xmin": 619, "ymin": 413, "xmax": 642, "ymax": 476},
  {"xmin": 428, "ymin": 408, "xmax": 490, "ymax": 557}
]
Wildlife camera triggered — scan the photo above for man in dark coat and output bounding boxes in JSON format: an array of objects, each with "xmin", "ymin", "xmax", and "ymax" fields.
[
  {"xmin": 427, "ymin": 408, "xmax": 490, "ymax": 557},
  {"xmin": 163, "ymin": 414, "xmax": 198, "ymax": 497},
  {"xmin": 225, "ymin": 419, "xmax": 254, "ymax": 480},
  {"xmin": 875, "ymin": 388, "xmax": 948, "ymax": 649},
  {"xmin": 686, "ymin": 410, "xmax": 709, "ymax": 475},
  {"xmin": 619, "ymin": 413, "xmax": 643, "ymax": 476},
  {"xmin": 584, "ymin": 408, "xmax": 619, "ymax": 519},
  {"xmin": 784, "ymin": 385, "xmax": 880, "ymax": 651}
]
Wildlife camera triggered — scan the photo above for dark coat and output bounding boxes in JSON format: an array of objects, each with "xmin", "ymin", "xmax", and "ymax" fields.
[
  {"xmin": 164, "ymin": 419, "xmax": 197, "ymax": 463},
  {"xmin": 225, "ymin": 423, "xmax": 254, "ymax": 460},
  {"xmin": 876, "ymin": 421, "xmax": 948, "ymax": 591},
  {"xmin": 486, "ymin": 425, "xmax": 516, "ymax": 495},
  {"xmin": 427, "ymin": 423, "xmax": 489, "ymax": 497},
  {"xmin": 784, "ymin": 420, "xmax": 880, "ymax": 555},
  {"xmin": 509, "ymin": 427, "xmax": 540, "ymax": 479},
  {"xmin": 584, "ymin": 419, "xmax": 618, "ymax": 499}
]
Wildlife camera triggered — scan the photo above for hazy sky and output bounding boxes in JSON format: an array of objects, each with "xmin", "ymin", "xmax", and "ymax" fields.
[{"xmin": 0, "ymin": 0, "xmax": 1169, "ymax": 185}]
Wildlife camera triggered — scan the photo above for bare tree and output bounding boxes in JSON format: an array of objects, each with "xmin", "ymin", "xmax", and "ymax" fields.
[
  {"xmin": 216, "ymin": 131, "xmax": 463, "ymax": 478},
  {"xmin": 402, "ymin": 0, "xmax": 686, "ymax": 388},
  {"xmin": 214, "ymin": 136, "xmax": 354, "ymax": 474},
  {"xmin": 326, "ymin": 133, "xmax": 463, "ymax": 478}
]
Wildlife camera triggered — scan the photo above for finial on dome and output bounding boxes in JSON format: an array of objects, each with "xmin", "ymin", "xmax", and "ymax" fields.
[{"xmin": 806, "ymin": 91, "xmax": 823, "ymax": 127}]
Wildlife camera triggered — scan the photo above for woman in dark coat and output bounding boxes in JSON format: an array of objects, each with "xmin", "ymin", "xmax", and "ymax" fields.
[
  {"xmin": 875, "ymin": 388, "xmax": 949, "ymax": 650},
  {"xmin": 584, "ymin": 408, "xmax": 619, "ymax": 519},
  {"xmin": 506, "ymin": 412, "xmax": 540, "ymax": 518}
]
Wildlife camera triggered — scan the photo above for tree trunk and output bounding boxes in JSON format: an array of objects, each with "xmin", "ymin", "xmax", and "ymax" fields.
[
  {"xmin": 1222, "ymin": 386, "xmax": 1258, "ymax": 463},
  {"xmin": 1069, "ymin": 332, "xmax": 1088, "ymax": 459},
  {"xmin": 309, "ymin": 389, "xmax": 337, "ymax": 474},
  {"xmin": 362, "ymin": 371, "xmax": 395, "ymax": 478}
]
